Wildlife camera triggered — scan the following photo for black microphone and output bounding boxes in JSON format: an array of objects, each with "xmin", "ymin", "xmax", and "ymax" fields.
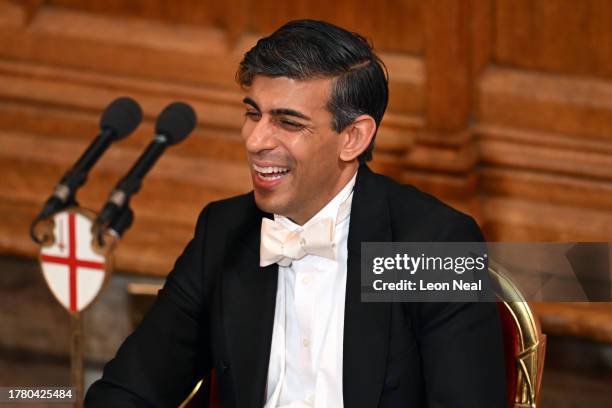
[
  {"xmin": 95, "ymin": 102, "xmax": 197, "ymax": 228},
  {"xmin": 92, "ymin": 207, "xmax": 134, "ymax": 253},
  {"xmin": 108, "ymin": 207, "xmax": 134, "ymax": 239},
  {"xmin": 38, "ymin": 97, "xmax": 143, "ymax": 219}
]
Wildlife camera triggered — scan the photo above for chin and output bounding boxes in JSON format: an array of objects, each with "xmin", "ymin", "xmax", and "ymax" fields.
[{"xmin": 253, "ymin": 193, "xmax": 286, "ymax": 216}]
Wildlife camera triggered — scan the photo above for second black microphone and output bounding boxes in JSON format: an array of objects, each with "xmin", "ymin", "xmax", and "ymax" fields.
[{"xmin": 96, "ymin": 102, "xmax": 197, "ymax": 228}]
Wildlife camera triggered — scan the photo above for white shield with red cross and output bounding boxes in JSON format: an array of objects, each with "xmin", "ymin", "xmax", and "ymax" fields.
[{"xmin": 39, "ymin": 209, "xmax": 110, "ymax": 313}]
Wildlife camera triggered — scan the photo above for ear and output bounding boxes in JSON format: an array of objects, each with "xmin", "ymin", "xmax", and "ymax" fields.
[{"xmin": 339, "ymin": 114, "xmax": 377, "ymax": 162}]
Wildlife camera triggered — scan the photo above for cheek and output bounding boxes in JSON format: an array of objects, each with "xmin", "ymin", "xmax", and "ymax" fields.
[
  {"xmin": 303, "ymin": 141, "xmax": 340, "ymax": 180},
  {"xmin": 313, "ymin": 135, "xmax": 342, "ymax": 166},
  {"xmin": 294, "ymin": 132, "xmax": 338, "ymax": 157},
  {"xmin": 283, "ymin": 132, "xmax": 340, "ymax": 178}
]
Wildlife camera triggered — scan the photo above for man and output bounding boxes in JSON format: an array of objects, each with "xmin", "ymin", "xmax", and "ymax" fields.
[{"xmin": 86, "ymin": 20, "xmax": 506, "ymax": 407}]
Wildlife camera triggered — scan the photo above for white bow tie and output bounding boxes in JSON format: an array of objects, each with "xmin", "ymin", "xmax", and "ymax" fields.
[{"xmin": 260, "ymin": 217, "xmax": 336, "ymax": 267}]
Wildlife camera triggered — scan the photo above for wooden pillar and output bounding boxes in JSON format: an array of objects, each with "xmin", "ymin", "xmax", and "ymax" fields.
[
  {"xmin": 424, "ymin": 0, "xmax": 472, "ymax": 132},
  {"xmin": 423, "ymin": 0, "xmax": 492, "ymax": 132},
  {"xmin": 420, "ymin": 0, "xmax": 494, "ymax": 220}
]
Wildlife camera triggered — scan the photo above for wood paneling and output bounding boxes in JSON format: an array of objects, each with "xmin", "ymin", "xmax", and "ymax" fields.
[
  {"xmin": 424, "ymin": 0, "xmax": 472, "ymax": 131},
  {"xmin": 0, "ymin": 2, "xmax": 428, "ymax": 275},
  {"xmin": 477, "ymin": 66, "xmax": 612, "ymax": 141},
  {"xmin": 1, "ymin": 0, "xmax": 610, "ymax": 264},
  {"xmin": 1, "ymin": 0, "xmax": 612, "ymax": 341},
  {"xmin": 532, "ymin": 303, "xmax": 612, "ymax": 343},
  {"xmin": 495, "ymin": 0, "xmax": 612, "ymax": 78},
  {"xmin": 482, "ymin": 197, "xmax": 612, "ymax": 242},
  {"xmin": 46, "ymin": 0, "xmax": 425, "ymax": 53},
  {"xmin": 258, "ymin": 0, "xmax": 424, "ymax": 53}
]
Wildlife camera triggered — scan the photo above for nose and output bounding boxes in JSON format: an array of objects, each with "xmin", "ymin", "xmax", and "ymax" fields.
[{"xmin": 244, "ymin": 117, "xmax": 277, "ymax": 154}]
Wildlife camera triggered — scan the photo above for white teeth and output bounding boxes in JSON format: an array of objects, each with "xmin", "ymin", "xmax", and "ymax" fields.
[
  {"xmin": 253, "ymin": 164, "xmax": 290, "ymax": 174},
  {"xmin": 261, "ymin": 174, "xmax": 283, "ymax": 180}
]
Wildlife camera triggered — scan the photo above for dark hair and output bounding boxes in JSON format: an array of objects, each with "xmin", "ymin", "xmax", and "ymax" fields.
[{"xmin": 237, "ymin": 19, "xmax": 389, "ymax": 163}]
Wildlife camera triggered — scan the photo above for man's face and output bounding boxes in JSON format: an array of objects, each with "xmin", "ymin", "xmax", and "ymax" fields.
[{"xmin": 242, "ymin": 75, "xmax": 353, "ymax": 225}]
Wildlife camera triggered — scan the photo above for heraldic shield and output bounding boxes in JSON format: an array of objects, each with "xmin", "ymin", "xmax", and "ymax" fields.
[{"xmin": 38, "ymin": 208, "xmax": 112, "ymax": 314}]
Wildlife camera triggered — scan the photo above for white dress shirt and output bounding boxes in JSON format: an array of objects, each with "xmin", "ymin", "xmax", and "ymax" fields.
[{"xmin": 264, "ymin": 172, "xmax": 357, "ymax": 408}]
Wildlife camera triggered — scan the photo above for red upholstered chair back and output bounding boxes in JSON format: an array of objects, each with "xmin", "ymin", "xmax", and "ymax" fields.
[{"xmin": 498, "ymin": 302, "xmax": 519, "ymax": 408}]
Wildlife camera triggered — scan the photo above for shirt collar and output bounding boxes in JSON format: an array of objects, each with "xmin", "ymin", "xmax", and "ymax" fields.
[{"xmin": 274, "ymin": 171, "xmax": 357, "ymax": 231}]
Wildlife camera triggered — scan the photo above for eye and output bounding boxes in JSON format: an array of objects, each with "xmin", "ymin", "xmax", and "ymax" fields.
[
  {"xmin": 278, "ymin": 118, "xmax": 305, "ymax": 131},
  {"xmin": 244, "ymin": 110, "xmax": 261, "ymax": 121}
]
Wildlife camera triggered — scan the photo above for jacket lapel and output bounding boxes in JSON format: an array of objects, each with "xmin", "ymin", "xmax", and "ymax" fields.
[
  {"xmin": 343, "ymin": 165, "xmax": 392, "ymax": 407},
  {"xmin": 222, "ymin": 198, "xmax": 277, "ymax": 408}
]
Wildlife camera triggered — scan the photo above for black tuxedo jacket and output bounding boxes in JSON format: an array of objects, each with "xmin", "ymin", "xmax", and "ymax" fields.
[{"xmin": 85, "ymin": 165, "xmax": 506, "ymax": 407}]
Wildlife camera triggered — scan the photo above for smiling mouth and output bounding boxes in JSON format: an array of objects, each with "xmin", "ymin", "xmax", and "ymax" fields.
[{"xmin": 253, "ymin": 163, "xmax": 291, "ymax": 180}]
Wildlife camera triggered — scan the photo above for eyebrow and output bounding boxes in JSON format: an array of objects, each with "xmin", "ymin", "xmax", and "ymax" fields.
[{"xmin": 242, "ymin": 97, "xmax": 311, "ymax": 121}]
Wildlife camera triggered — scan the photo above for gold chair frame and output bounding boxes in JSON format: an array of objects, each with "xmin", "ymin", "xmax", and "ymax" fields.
[{"xmin": 489, "ymin": 264, "xmax": 547, "ymax": 408}]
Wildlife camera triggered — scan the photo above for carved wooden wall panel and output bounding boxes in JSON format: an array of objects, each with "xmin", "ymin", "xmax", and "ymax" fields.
[
  {"xmin": 0, "ymin": 0, "xmax": 610, "ymax": 284},
  {"xmin": 495, "ymin": 0, "xmax": 612, "ymax": 78},
  {"xmin": 0, "ymin": 0, "xmax": 426, "ymax": 276},
  {"xmin": 47, "ymin": 0, "xmax": 425, "ymax": 53}
]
